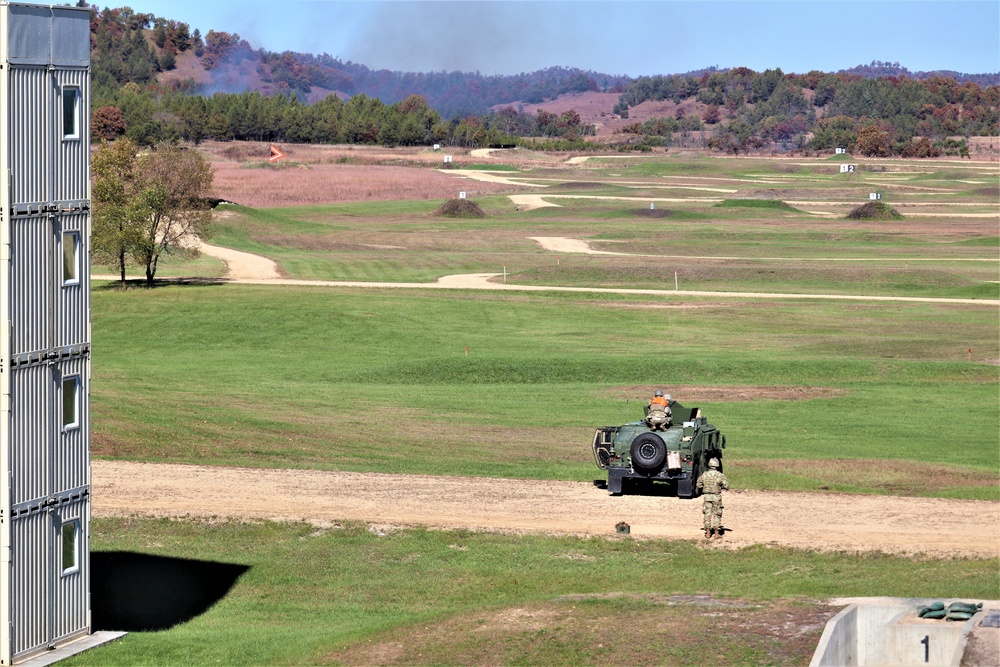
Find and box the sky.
[120,0,999,77]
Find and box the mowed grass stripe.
[91,284,999,498]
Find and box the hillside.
[89,5,999,157]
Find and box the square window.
[63,231,79,284]
[62,376,79,429]
[63,88,79,139]
[62,520,79,574]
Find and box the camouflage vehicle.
[592,399,726,496]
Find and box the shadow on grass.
[92,277,229,291]
[91,551,249,631]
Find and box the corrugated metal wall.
[6,66,49,211]
[1,4,92,664]
[53,69,89,204]
[9,513,48,659]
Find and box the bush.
[846,201,903,220]
[434,199,486,218]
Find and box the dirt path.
[529,236,1000,262]
[90,461,999,558]
[187,236,282,280]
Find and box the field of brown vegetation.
[203,142,518,207]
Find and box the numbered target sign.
[835,147,846,154]
[840,164,856,173]
[870,192,882,200]
[459,191,467,199]
[433,144,441,150]
[443,155,452,163]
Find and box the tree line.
[613,68,998,155]
[87,4,998,154]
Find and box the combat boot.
[714,528,724,539]
[704,528,712,539]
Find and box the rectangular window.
[63,231,79,284]
[62,376,79,429]
[62,520,80,575]
[62,87,79,139]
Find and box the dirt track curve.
[92,461,999,558]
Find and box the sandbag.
[921,609,947,619]
[919,602,946,618]
[947,602,982,615]
[946,611,973,621]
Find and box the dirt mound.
[846,201,904,220]
[434,198,486,218]
[632,208,673,218]
[973,186,999,197]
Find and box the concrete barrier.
[810,599,997,667]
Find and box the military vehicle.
[592,399,726,496]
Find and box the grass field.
[67,518,997,667]
[91,282,998,498]
[84,148,998,664]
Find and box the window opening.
[63,231,79,284]
[62,87,80,139]
[62,520,80,574]
[62,376,79,429]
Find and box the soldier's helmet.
[664,394,672,402]
[708,458,720,469]
[654,390,664,397]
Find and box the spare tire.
[630,433,666,471]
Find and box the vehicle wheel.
[630,433,666,471]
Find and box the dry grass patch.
[323,596,834,666]
[604,385,849,403]
[210,161,513,208]
[743,459,999,494]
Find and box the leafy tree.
[856,123,891,156]
[91,105,126,141]
[133,144,214,285]
[92,140,214,286]
[92,139,151,284]
[702,104,721,124]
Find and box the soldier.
[644,390,672,431]
[696,458,729,539]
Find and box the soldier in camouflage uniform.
[696,458,729,539]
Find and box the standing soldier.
[696,458,729,539]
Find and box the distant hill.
[88,5,999,157]
[838,61,999,86]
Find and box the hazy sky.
[123,0,999,76]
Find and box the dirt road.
[529,236,1000,262]
[91,461,998,558]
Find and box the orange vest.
[649,396,668,409]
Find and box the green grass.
[67,518,999,666]
[91,284,999,498]
[714,199,798,210]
